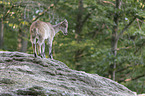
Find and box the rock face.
[0,51,137,96]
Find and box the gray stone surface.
[0,51,137,96]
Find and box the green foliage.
[1,0,145,94]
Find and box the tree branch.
[103,1,115,6]
[82,13,91,25]
[117,16,137,40]
[2,2,25,20]
[134,41,145,54]
[32,4,55,22]
[3,5,15,20]
[116,65,132,73]
[118,73,145,82]
[125,74,145,82]
[81,7,95,30]
[131,74,145,81]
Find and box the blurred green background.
[0,0,145,93]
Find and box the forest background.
[0,0,145,94]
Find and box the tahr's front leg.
[49,41,53,59]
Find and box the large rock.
[0,51,137,96]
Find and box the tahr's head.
[60,19,68,35]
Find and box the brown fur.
[30,19,68,59]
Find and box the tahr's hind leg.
[38,43,42,58]
[42,43,46,58]
[31,37,38,58]
[37,38,45,58]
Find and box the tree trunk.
[20,30,28,52]
[110,0,121,80]
[74,0,92,70]
[74,0,84,70]
[75,0,83,42]
[18,28,22,51]
[111,38,118,80]
[0,19,4,49]
[18,27,28,52]
[111,14,119,80]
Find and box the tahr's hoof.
[34,53,38,58]
[49,55,53,60]
[50,57,53,60]
[39,53,45,58]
